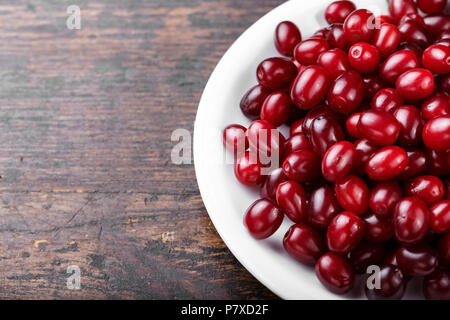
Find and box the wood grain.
[0,0,287,299]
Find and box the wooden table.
[0,0,286,299]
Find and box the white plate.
[194,0,423,300]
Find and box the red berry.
[283,133,311,156]
[234,151,263,186]
[327,70,366,114]
[247,120,285,157]
[223,124,248,154]
[289,118,304,136]
[423,268,450,300]
[379,50,420,84]
[345,112,361,139]
[369,181,402,217]
[327,211,365,253]
[282,150,321,183]
[439,233,450,266]
[365,146,408,181]
[240,85,271,119]
[294,39,329,66]
[317,48,350,79]
[363,212,394,242]
[389,0,418,23]
[396,148,427,181]
[343,9,376,44]
[422,115,450,151]
[396,245,439,276]
[396,68,435,100]
[315,252,355,294]
[283,224,326,265]
[260,91,293,126]
[326,23,348,50]
[393,105,423,147]
[276,180,308,223]
[348,241,385,274]
[321,141,356,182]
[422,44,450,74]
[309,116,345,156]
[417,0,447,14]
[358,110,401,146]
[244,199,284,239]
[290,65,331,109]
[371,88,404,114]
[257,57,298,90]
[403,175,444,205]
[421,93,450,121]
[325,1,356,24]
[275,21,302,57]
[260,167,286,201]
[335,175,370,214]
[348,42,380,73]
[352,139,378,176]
[393,197,429,245]
[398,20,432,49]
[429,200,450,233]
[308,185,342,228]
[365,265,406,300]
[373,23,401,57]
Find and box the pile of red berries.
[222,0,450,299]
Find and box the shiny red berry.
[223,124,248,154]
[327,211,365,253]
[422,115,450,151]
[373,23,401,57]
[315,252,355,294]
[396,68,435,100]
[275,21,302,57]
[276,180,308,223]
[393,197,429,245]
[348,42,380,73]
[290,65,331,109]
[321,141,356,182]
[244,199,284,239]
[369,181,402,217]
[283,224,326,265]
[358,110,401,146]
[335,175,370,214]
[429,200,450,233]
[257,57,298,90]
[343,9,376,44]
[234,151,263,186]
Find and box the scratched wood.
[0,0,288,299]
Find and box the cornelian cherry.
[365,146,408,181]
[234,151,263,186]
[276,180,308,223]
[244,199,284,239]
[315,252,355,294]
[275,21,302,57]
[393,197,429,246]
[327,211,365,253]
[343,9,376,44]
[334,175,370,214]
[283,224,325,265]
[321,141,356,182]
[348,42,380,73]
[257,57,298,90]
[325,1,356,24]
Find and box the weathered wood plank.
[0,0,286,299]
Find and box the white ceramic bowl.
[194,0,423,299]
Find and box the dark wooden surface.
[0,0,287,299]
